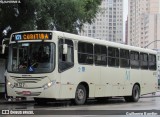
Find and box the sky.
[123,0,128,42]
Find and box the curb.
[0,97,34,104]
[140,92,160,98]
[140,95,160,98]
[0,99,34,104]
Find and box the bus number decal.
[78,67,85,72]
[14,82,25,88]
[125,70,130,80]
[153,72,157,76]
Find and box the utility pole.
[144,40,160,48]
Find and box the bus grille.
[10,76,47,83]
[15,91,41,96]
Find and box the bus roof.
[11,30,157,54]
[54,31,157,54]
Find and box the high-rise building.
[128,0,160,49]
[80,0,123,43]
[125,17,128,44]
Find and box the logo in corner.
[2,110,9,115]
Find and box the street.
[0,93,160,117]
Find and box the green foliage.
[0,0,102,37]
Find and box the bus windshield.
[7,42,55,74]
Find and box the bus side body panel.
[101,67,125,96]
[101,68,141,97]
[141,70,157,94]
[59,67,77,99]
[126,69,141,94]
[59,65,101,99]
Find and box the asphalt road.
[0,96,160,117]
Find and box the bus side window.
[108,47,119,67]
[94,44,107,66]
[120,49,130,68]
[149,54,156,70]
[78,42,93,65]
[130,51,140,69]
[58,39,74,72]
[140,53,148,70]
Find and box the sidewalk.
[141,91,160,98]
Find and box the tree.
[0,0,102,39]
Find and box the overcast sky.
[123,0,128,42]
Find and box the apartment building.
[81,0,123,43]
[128,0,160,49]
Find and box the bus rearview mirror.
[63,44,68,54]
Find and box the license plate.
[22,91,31,95]
[14,82,25,88]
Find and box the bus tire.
[124,84,140,102]
[74,84,87,105]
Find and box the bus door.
[58,39,76,99]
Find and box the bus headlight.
[43,80,56,90]
[7,81,14,88]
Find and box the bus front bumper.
[6,84,60,99]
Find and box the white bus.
[5,31,158,105]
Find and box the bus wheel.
[124,84,140,102]
[74,85,87,105]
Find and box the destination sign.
[12,32,52,41]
